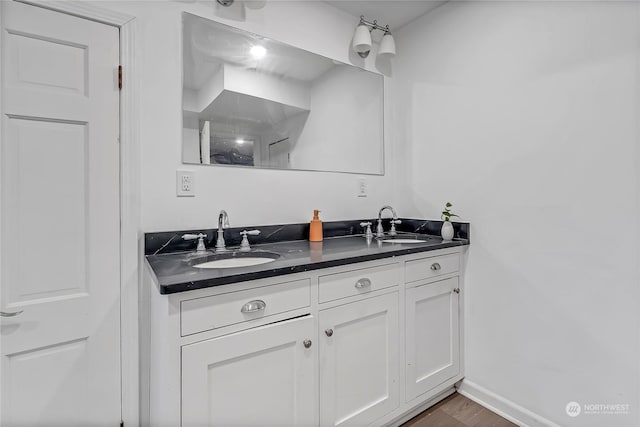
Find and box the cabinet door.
[319,292,399,427]
[405,277,460,402]
[181,316,316,426]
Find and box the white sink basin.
[191,251,280,269]
[380,239,427,244]
[194,257,276,269]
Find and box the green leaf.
[446,202,452,207]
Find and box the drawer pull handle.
[325,328,334,337]
[430,263,441,271]
[303,339,312,348]
[453,288,460,294]
[240,300,266,313]
[355,278,372,289]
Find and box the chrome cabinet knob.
[325,329,334,337]
[430,263,441,271]
[303,339,312,348]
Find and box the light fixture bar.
[358,15,391,35]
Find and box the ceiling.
[326,0,447,31]
[183,13,336,90]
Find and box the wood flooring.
[401,392,518,427]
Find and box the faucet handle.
[360,222,373,238]
[182,233,207,253]
[389,219,402,236]
[239,229,261,252]
[182,233,205,240]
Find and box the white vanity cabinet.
[181,315,317,426]
[319,292,399,426]
[143,247,466,427]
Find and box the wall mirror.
[182,13,385,175]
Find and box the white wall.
[394,1,640,426]
[97,0,395,231]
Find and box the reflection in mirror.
[182,13,384,175]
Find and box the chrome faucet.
[216,210,230,252]
[376,205,401,237]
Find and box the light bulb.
[249,45,267,59]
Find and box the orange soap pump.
[309,210,323,242]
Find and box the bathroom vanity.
[142,220,469,426]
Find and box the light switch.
[357,177,367,197]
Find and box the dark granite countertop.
[146,231,469,294]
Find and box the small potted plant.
[441,202,458,241]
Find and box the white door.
[182,316,317,426]
[405,277,460,402]
[268,138,291,168]
[319,292,399,427]
[0,2,121,425]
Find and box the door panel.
[5,118,88,304]
[6,338,89,425]
[182,316,317,427]
[6,31,88,96]
[1,2,120,425]
[319,292,399,426]
[405,277,460,401]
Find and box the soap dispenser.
[309,210,323,242]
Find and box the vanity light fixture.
[352,15,396,59]
[235,138,245,145]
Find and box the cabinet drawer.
[180,279,310,336]
[319,262,399,303]
[405,253,459,283]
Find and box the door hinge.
[118,65,123,90]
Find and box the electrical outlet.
[177,170,195,197]
[357,177,367,197]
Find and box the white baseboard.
[457,380,561,427]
